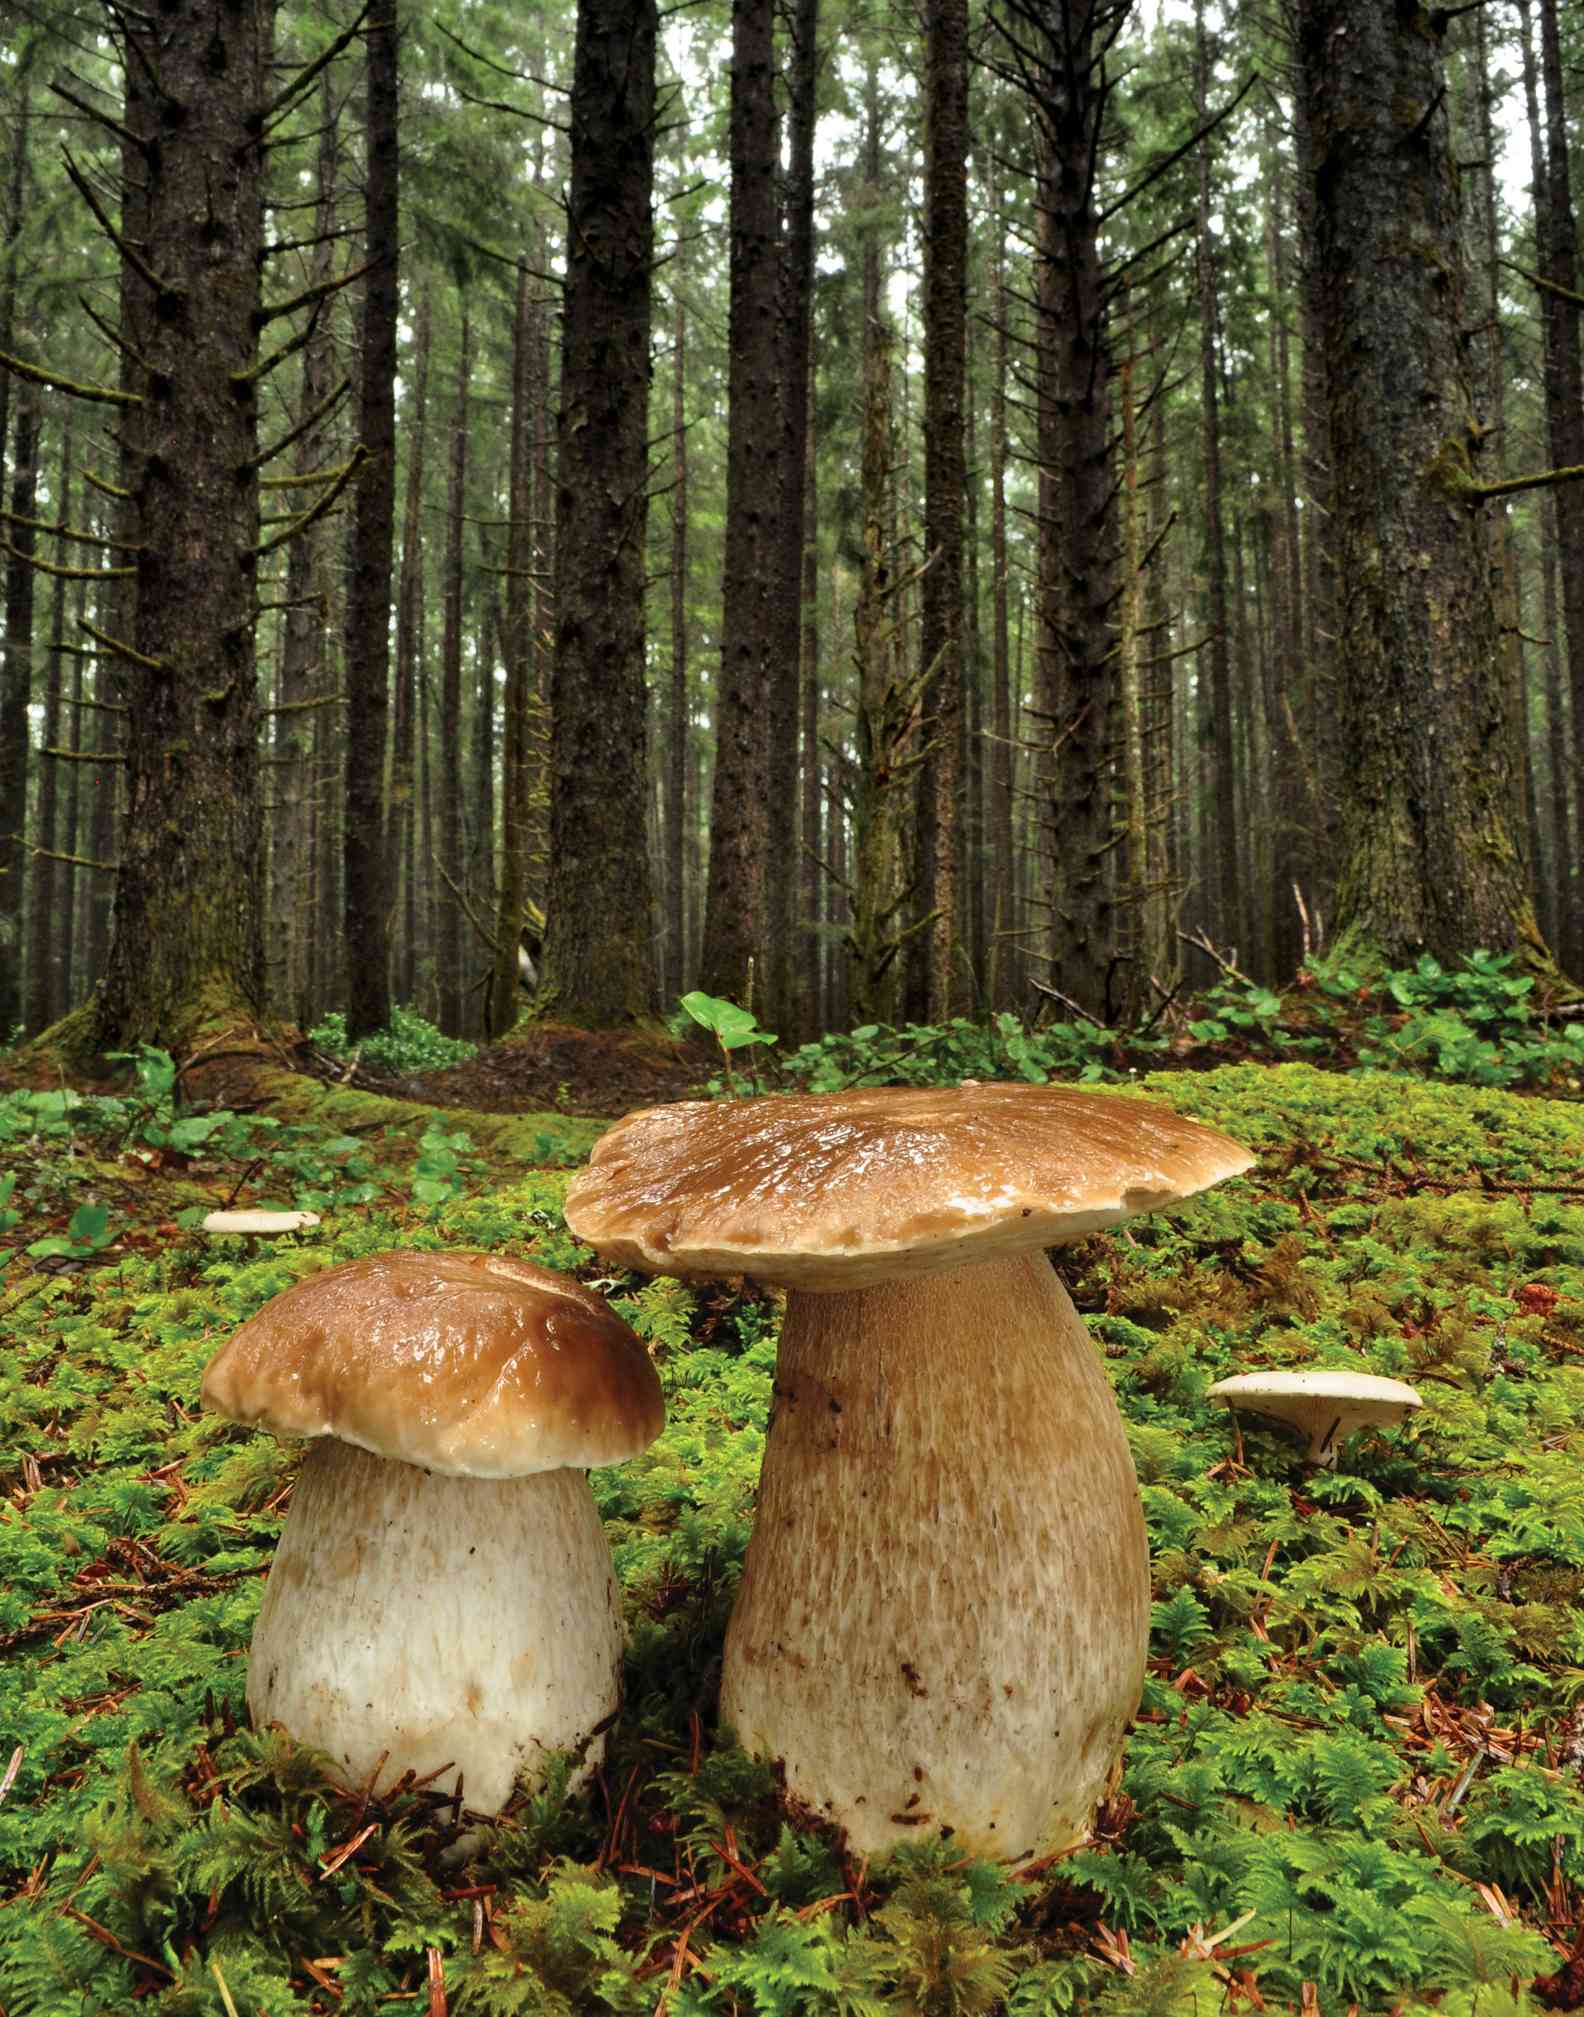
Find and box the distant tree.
[919,0,969,1018]
[343,5,399,1041]
[699,0,780,1009]
[542,0,659,1024]
[1297,0,1547,965]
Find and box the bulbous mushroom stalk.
[201,1250,664,1817]
[722,1252,1147,1857]
[565,1081,1254,1859]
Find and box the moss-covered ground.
[4,1062,1584,2014]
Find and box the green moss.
[3,1061,1582,2010]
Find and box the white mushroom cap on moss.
[201,1249,664,1819]
[202,1209,322,1237]
[1207,1368,1422,1467]
[565,1082,1254,1859]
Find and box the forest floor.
[355,1018,712,1116]
[6,1017,1584,2013]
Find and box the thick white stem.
[720,1252,1149,1859]
[248,1442,622,1815]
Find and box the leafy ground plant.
[3,1063,1584,2011]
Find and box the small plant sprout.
[201,1250,664,1822]
[678,991,777,1096]
[1206,1368,1423,1467]
[565,1080,1253,1859]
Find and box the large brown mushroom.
[201,1250,663,1817]
[563,1081,1253,1859]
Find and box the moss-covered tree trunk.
[1298,0,1544,966]
[543,0,658,1025]
[92,0,269,1054]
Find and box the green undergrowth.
[4,1063,1584,2011]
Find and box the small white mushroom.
[202,1209,322,1237]
[1207,1368,1422,1467]
[200,1250,664,1817]
[565,1081,1254,1860]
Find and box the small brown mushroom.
[201,1250,663,1816]
[564,1081,1253,1858]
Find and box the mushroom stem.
[248,1441,622,1814]
[719,1251,1149,1859]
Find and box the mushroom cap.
[564,1082,1254,1291]
[203,1209,322,1236]
[1207,1368,1422,1435]
[200,1249,664,1478]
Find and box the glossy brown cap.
[564,1082,1255,1291]
[200,1250,664,1477]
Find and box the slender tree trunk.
[26,408,70,1030]
[1017,0,1127,1020]
[343,3,398,1040]
[489,267,535,1038]
[393,289,430,1008]
[92,0,269,1053]
[0,372,38,1034]
[798,398,822,1036]
[919,0,969,1019]
[544,0,658,1023]
[272,97,338,1028]
[1532,0,1584,968]
[1194,0,1239,957]
[986,150,1014,1012]
[439,306,470,1035]
[699,0,779,1008]
[667,287,690,1003]
[1298,0,1544,964]
[768,0,819,1033]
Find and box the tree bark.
[667,286,690,1002]
[1298,0,1545,965]
[439,306,471,1035]
[0,370,38,1035]
[919,0,969,1019]
[488,266,537,1038]
[343,3,398,1040]
[26,407,70,1030]
[92,0,270,1052]
[769,0,820,1034]
[393,288,431,1008]
[544,0,658,1024]
[699,0,779,1008]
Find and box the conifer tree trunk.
[986,150,1015,1011]
[700,0,779,1007]
[1298,0,1544,964]
[544,0,658,1024]
[439,308,470,1036]
[488,266,536,1038]
[92,0,270,1053]
[26,410,70,1031]
[393,289,431,1008]
[1017,0,1126,1019]
[668,288,690,1002]
[1193,0,1239,955]
[919,0,969,1019]
[0,371,38,1035]
[272,99,338,1029]
[769,0,819,1033]
[343,5,398,1039]
[1532,0,1584,967]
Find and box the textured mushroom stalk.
[720,1252,1149,1860]
[249,1440,622,1812]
